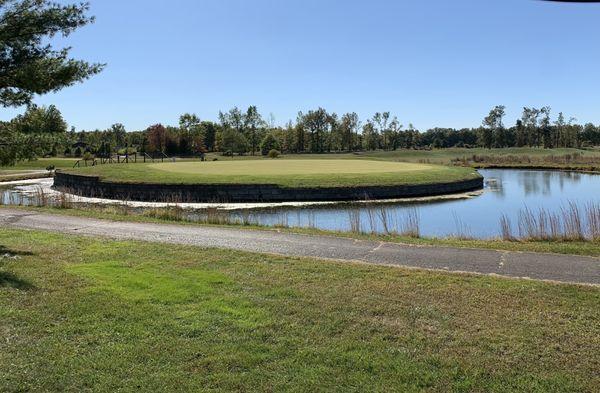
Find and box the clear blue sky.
[3,0,600,131]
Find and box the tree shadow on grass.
[0,271,35,290]
[0,244,34,258]
[0,245,36,290]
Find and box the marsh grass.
[586,202,600,240]
[452,212,473,240]
[400,208,420,238]
[452,152,600,169]
[348,209,361,233]
[501,202,598,241]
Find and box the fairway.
[67,159,481,188]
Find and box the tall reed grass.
[500,202,599,241]
[451,152,600,168]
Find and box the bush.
[260,133,280,156]
[118,147,137,155]
[267,149,280,159]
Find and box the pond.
[3,169,600,239]
[232,169,600,239]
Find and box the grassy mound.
[66,159,480,188]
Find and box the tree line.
[2,1,600,165]
[3,104,600,163]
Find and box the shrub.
[267,149,280,159]
[260,133,280,156]
[118,147,137,155]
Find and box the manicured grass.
[0,229,598,391]
[0,157,77,182]
[65,159,481,188]
[0,172,51,182]
[1,158,78,171]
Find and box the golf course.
[55,159,483,203]
[64,159,480,188]
[4,0,600,390]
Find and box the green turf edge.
[58,160,482,189]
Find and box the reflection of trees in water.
[518,170,583,196]
[553,171,581,194]
[519,172,541,196]
[542,172,552,196]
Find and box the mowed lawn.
[66,159,481,188]
[3,157,78,171]
[0,229,599,392]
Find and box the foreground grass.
[64,159,480,188]
[9,205,600,257]
[0,229,598,392]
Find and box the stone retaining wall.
[54,171,483,203]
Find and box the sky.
[3,0,600,131]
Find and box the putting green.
[150,160,431,176]
[67,159,481,188]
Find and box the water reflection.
[242,169,599,239]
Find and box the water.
[214,169,600,238]
[3,169,600,239]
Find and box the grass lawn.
[64,159,480,188]
[1,158,78,171]
[0,158,78,182]
[0,230,599,391]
